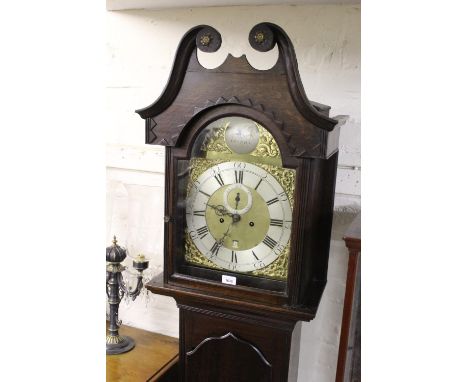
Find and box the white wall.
[106,4,360,381]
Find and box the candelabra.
[106,236,149,355]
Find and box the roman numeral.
[263,235,277,249]
[252,251,259,261]
[235,170,244,184]
[196,226,209,239]
[199,190,211,198]
[210,242,221,256]
[193,210,205,217]
[266,197,279,206]
[270,219,283,227]
[278,192,288,201]
[214,173,224,186]
[231,251,237,263]
[254,179,262,190]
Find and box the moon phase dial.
[223,183,252,215]
[224,119,259,154]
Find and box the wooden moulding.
[146,273,316,323]
[136,23,341,160]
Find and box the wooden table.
[106,323,179,382]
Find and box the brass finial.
[254,31,265,44]
[112,235,118,246]
[200,34,211,46]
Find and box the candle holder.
[106,236,149,355]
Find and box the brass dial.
[185,116,295,279]
[186,161,292,273]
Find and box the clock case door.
[136,23,344,319]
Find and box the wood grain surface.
[336,213,361,382]
[106,323,178,382]
[136,24,340,159]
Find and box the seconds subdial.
[223,183,252,215]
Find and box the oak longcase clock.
[137,23,345,382]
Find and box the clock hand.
[206,204,234,217]
[235,192,240,210]
[217,221,233,245]
[206,203,240,223]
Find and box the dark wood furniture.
[106,323,179,382]
[137,23,345,381]
[336,213,361,382]
[148,273,303,382]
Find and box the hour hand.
[206,204,233,217]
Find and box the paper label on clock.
[222,275,237,285]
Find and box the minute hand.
[217,221,233,245]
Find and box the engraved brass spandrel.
[200,121,232,155]
[185,231,221,270]
[189,158,224,182]
[186,158,224,195]
[251,244,290,280]
[257,163,295,207]
[250,125,281,160]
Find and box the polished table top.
[106,323,178,382]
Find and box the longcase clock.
[136,23,345,382]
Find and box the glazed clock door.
[174,116,296,292]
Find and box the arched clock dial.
[183,115,296,281]
[186,161,292,273]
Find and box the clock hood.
[136,23,345,160]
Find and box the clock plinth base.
[177,301,301,382]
